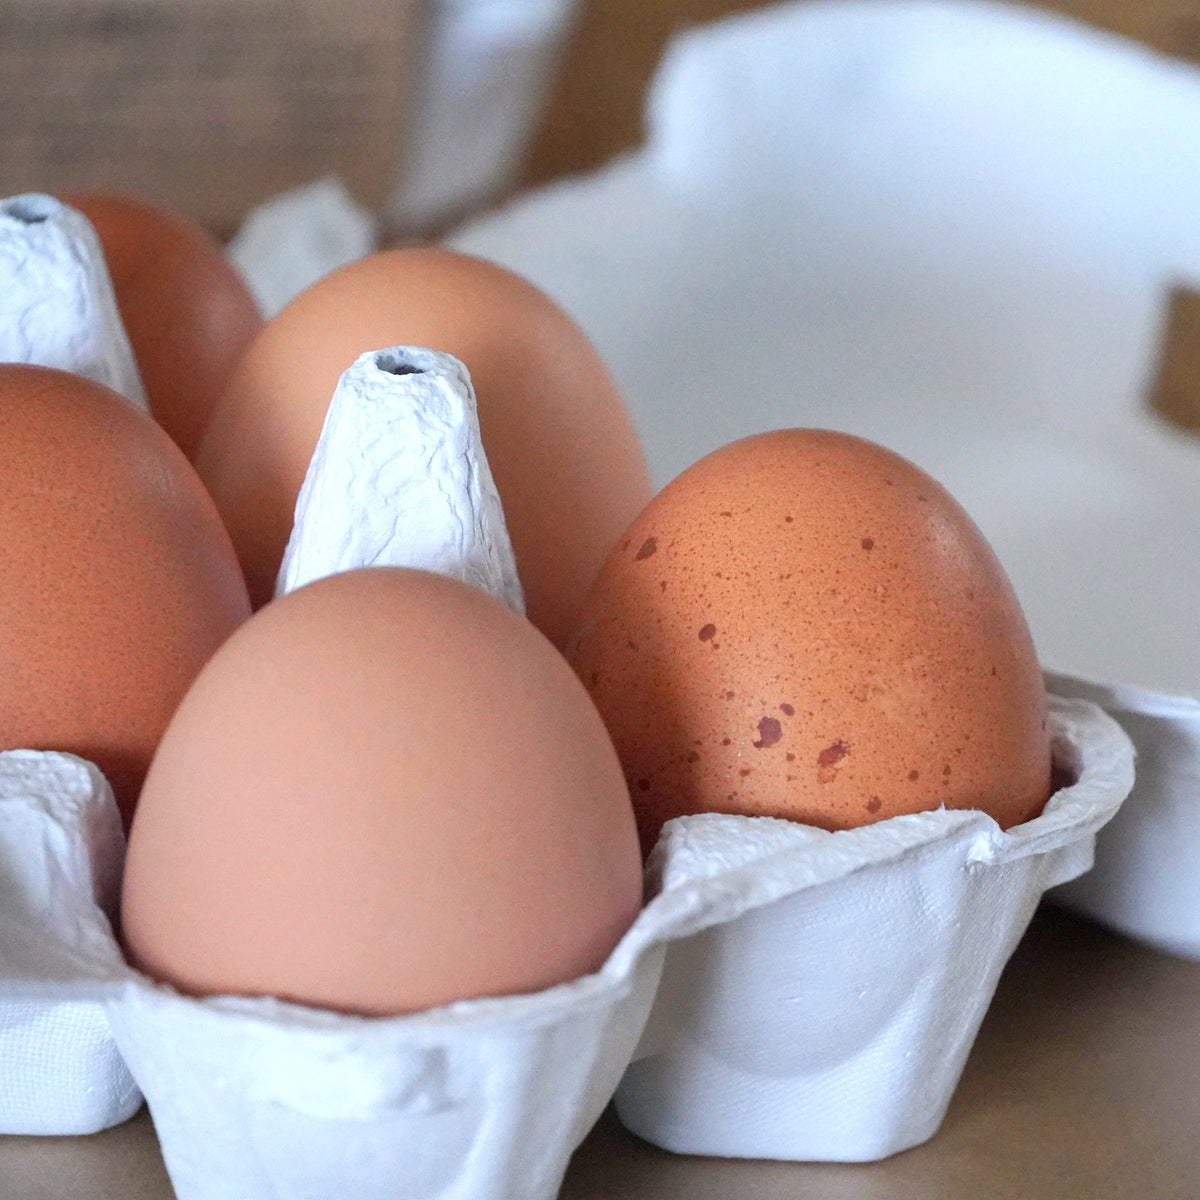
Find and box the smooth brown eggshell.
[65,191,264,460]
[121,566,644,1018]
[0,364,251,827]
[568,429,1053,855]
[194,247,652,649]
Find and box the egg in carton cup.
[616,695,1130,1162]
[0,198,1135,1187]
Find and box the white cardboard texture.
[277,346,524,613]
[0,192,146,409]
[103,940,664,1200]
[226,177,377,319]
[1046,671,1200,957]
[0,750,140,1134]
[445,0,1200,959]
[615,695,1133,1162]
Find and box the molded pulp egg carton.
[0,191,1135,1198]
[448,0,1200,970]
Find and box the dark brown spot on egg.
[721,737,732,746]
[867,796,882,813]
[861,537,875,551]
[699,623,716,641]
[725,691,735,701]
[634,537,657,561]
[908,769,920,782]
[686,750,701,763]
[785,752,795,762]
[780,702,795,716]
[817,740,849,768]
[753,717,782,748]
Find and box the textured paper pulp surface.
[5,906,1200,1198]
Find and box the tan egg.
[0,364,251,828]
[568,429,1053,855]
[120,566,644,1017]
[194,247,652,648]
[65,191,264,460]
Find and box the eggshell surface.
[0,364,251,827]
[65,192,264,460]
[194,247,652,649]
[568,429,1053,853]
[121,566,644,1017]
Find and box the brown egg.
[65,191,264,461]
[0,364,251,827]
[194,247,652,648]
[568,429,1053,854]
[121,566,644,1017]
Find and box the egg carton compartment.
[1044,671,1200,959]
[0,181,1134,1188]
[615,691,1132,1162]
[0,688,1130,1189]
[0,750,139,1134]
[442,0,1200,971]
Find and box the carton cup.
[102,930,665,1200]
[0,749,141,1134]
[614,692,1134,1162]
[1047,671,1200,959]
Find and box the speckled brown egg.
[121,566,644,1017]
[0,364,251,827]
[65,191,264,461]
[194,247,651,650]
[568,429,1053,854]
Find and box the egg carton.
[0,338,1134,1200]
[0,696,1131,1185]
[444,0,1200,976]
[1043,672,1200,959]
[0,193,145,409]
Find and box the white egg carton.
[0,193,146,409]
[0,188,1136,1190]
[0,693,1131,1187]
[0,334,1134,1200]
[1044,672,1200,958]
[440,0,1200,977]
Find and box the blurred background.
[4,0,1200,240]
